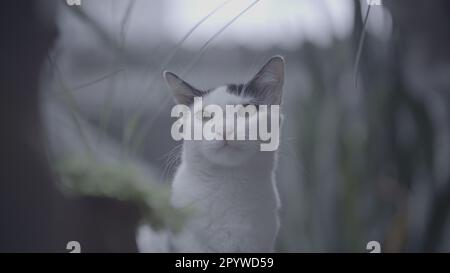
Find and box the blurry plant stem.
[47,55,93,157]
[51,68,124,96]
[383,197,408,252]
[353,2,372,88]
[139,0,233,95]
[122,0,236,156]
[182,0,261,77]
[126,0,261,157]
[99,1,135,152]
[423,181,450,252]
[64,4,130,61]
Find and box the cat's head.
[164,56,285,167]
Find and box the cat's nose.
[224,128,234,140]
[223,118,235,140]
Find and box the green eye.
[203,113,211,120]
[237,104,256,117]
[198,110,213,121]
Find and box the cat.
[137,56,285,253]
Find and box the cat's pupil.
[202,110,213,120]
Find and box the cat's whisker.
[161,143,183,182]
[163,150,180,172]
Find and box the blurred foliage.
[290,0,450,252]
[55,157,190,233]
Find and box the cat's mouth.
[217,140,241,152]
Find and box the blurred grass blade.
[124,0,234,154]
[183,0,261,77]
[51,68,124,96]
[47,55,93,156]
[353,3,372,88]
[129,0,261,156]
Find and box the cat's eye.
[203,111,214,121]
[237,104,257,117]
[195,109,214,121]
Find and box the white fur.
[138,87,280,252]
[138,56,284,253]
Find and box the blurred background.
[1,0,450,252]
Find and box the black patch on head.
[226,84,245,96]
[226,83,262,106]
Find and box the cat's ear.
[247,56,285,105]
[163,71,203,105]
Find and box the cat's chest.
[172,169,275,210]
[171,166,279,252]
